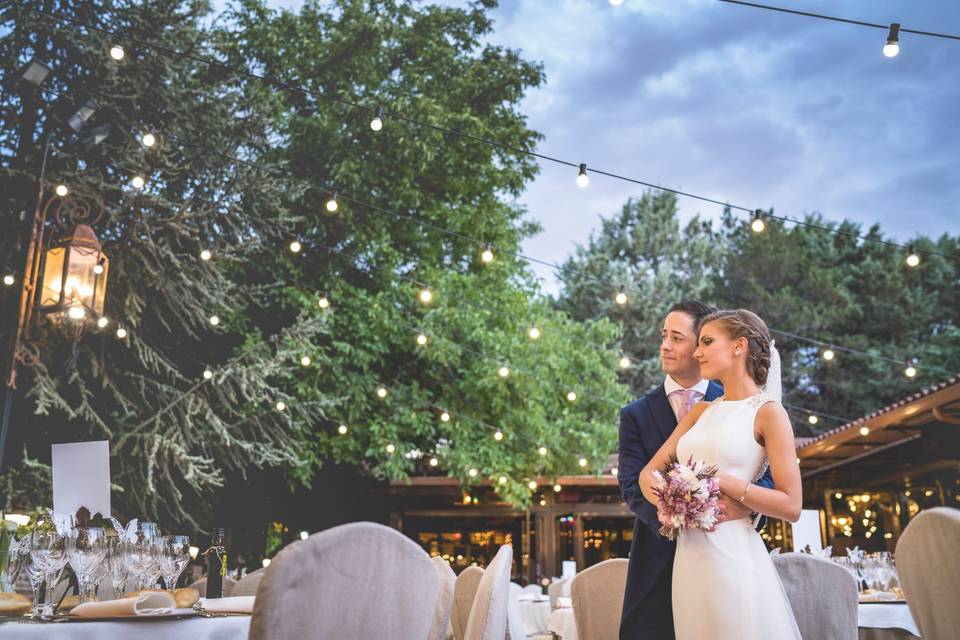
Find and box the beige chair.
[451,566,484,640]
[429,556,456,640]
[547,576,570,610]
[896,507,960,640]
[189,575,237,597]
[772,552,858,640]
[464,544,513,640]
[569,558,628,640]
[232,567,265,596]
[249,522,438,640]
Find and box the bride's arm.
[638,402,710,505]
[717,402,802,523]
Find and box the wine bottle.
[205,528,226,598]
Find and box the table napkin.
[199,595,255,614]
[72,591,176,618]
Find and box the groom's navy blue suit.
[617,381,774,639]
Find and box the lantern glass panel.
[39,246,66,308]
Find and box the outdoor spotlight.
[66,98,100,134]
[576,163,589,188]
[883,23,900,58]
[17,57,52,90]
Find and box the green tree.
[555,191,725,396]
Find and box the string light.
[538,446,547,456]
[376,386,388,398]
[386,443,395,453]
[338,424,348,434]
[497,365,510,378]
[905,246,920,267]
[527,480,537,490]
[418,288,433,304]
[481,246,494,263]
[884,23,901,57]
[429,457,438,466]
[325,192,339,213]
[67,306,85,320]
[93,262,105,275]
[55,184,69,197]
[440,411,450,422]
[498,476,508,485]
[275,401,286,411]
[528,325,541,340]
[614,286,627,305]
[200,249,212,261]
[611,467,618,476]
[553,484,562,492]
[116,326,127,339]
[416,333,428,346]
[209,315,220,326]
[96,316,108,328]
[904,364,917,378]
[566,391,577,402]
[289,240,302,253]
[576,163,589,188]
[808,415,819,425]
[370,107,383,131]
[131,175,145,189]
[300,355,311,366]
[751,210,766,233]
[578,457,588,467]
[318,293,330,309]
[203,368,213,380]
[494,430,504,441]
[109,44,125,60]
[468,468,478,478]
[859,426,870,436]
[822,348,835,361]
[2,274,14,286]
[619,355,631,369]
[140,132,156,147]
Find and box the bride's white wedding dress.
[672,392,801,639]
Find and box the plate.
[61,608,200,622]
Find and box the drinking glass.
[68,527,108,604]
[159,535,190,592]
[128,522,161,589]
[30,528,68,617]
[105,537,131,598]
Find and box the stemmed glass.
[30,526,68,617]
[67,527,108,604]
[105,537,131,598]
[159,535,190,592]
[126,522,161,589]
[7,537,42,616]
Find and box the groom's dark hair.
[668,300,717,334]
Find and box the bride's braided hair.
[698,309,771,386]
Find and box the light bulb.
[883,23,900,58]
[808,415,818,425]
[822,348,835,361]
[611,467,619,476]
[276,401,286,411]
[386,443,395,453]
[377,386,388,398]
[318,295,330,309]
[538,446,547,456]
[131,176,145,189]
[419,288,433,304]
[576,163,589,188]
[859,426,870,436]
[751,210,766,233]
[325,194,338,213]
[566,391,577,402]
[615,288,627,305]
[539,498,546,506]
[619,356,631,369]
[55,184,69,197]
[209,315,220,326]
[481,246,494,263]
[440,411,450,422]
[300,355,311,366]
[416,333,428,346]
[905,247,920,267]
[429,457,438,467]
[527,480,537,490]
[553,484,562,493]
[203,368,213,380]
[528,325,541,340]
[93,263,104,275]
[289,240,302,253]
[578,457,588,468]
[468,468,478,478]
[299,530,309,541]
[370,116,383,131]
[494,430,504,441]
[338,424,348,434]
[498,366,510,378]
[200,249,212,261]
[116,327,127,338]
[68,306,86,320]
[2,274,15,286]
[904,365,917,378]
[109,45,125,60]
[499,476,508,485]
[141,133,156,147]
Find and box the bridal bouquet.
[651,456,722,540]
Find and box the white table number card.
[791,509,824,553]
[52,440,111,517]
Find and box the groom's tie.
[674,388,699,421]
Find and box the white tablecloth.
[516,599,551,635]
[0,615,250,639]
[546,603,920,640]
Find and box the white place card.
[52,440,111,517]
[791,509,824,553]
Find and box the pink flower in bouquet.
[651,456,722,540]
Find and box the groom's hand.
[715,494,752,523]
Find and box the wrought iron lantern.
[38,224,109,323]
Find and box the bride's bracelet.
[737,480,752,503]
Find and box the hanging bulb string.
[26,6,959,262]
[717,1,960,41]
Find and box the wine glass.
[30,527,68,617]
[159,535,190,592]
[105,537,131,598]
[68,527,108,604]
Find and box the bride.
[639,309,802,639]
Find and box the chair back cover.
[429,556,456,640]
[463,544,513,640]
[772,552,858,640]
[248,522,438,640]
[505,581,528,639]
[547,577,570,610]
[232,567,265,597]
[570,558,628,640]
[896,507,960,640]
[451,566,484,640]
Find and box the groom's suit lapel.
[647,384,677,443]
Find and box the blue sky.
[257,0,960,291]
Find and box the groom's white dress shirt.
[664,375,711,421]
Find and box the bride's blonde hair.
[699,309,771,385]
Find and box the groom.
[617,300,774,639]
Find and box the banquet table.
[0,615,250,639]
[516,596,551,635]
[546,603,920,640]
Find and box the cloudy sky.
[260,0,960,290]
